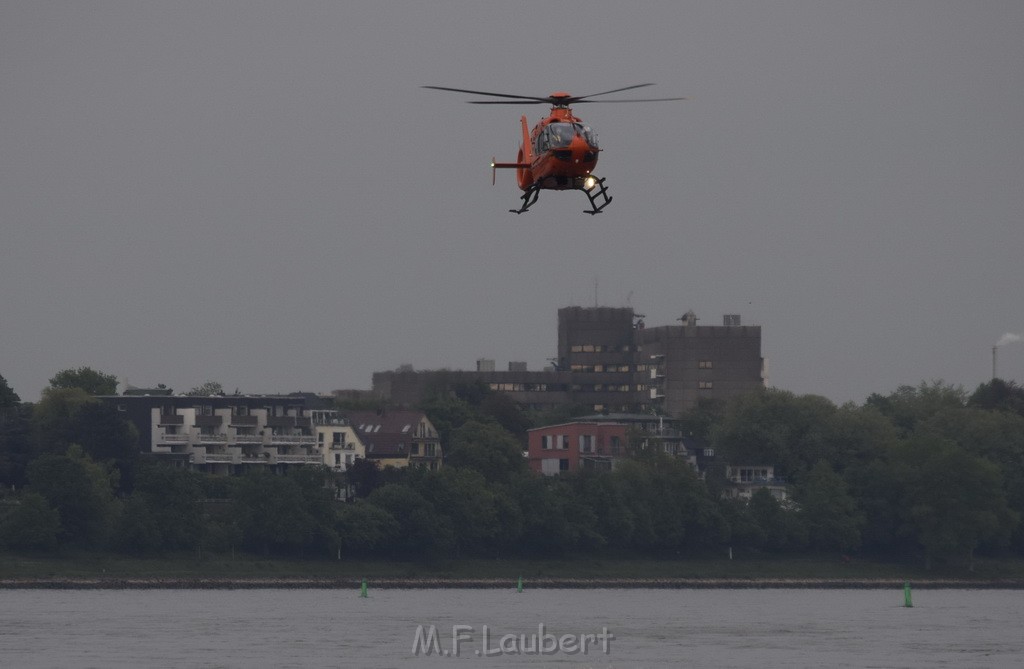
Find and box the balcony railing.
[269,435,316,445]
[275,454,323,464]
[157,431,316,447]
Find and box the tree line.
[2,369,1024,569]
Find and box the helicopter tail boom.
[491,159,530,185]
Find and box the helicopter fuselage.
[524,107,600,189]
[491,104,609,213]
[424,83,682,214]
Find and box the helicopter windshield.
[545,123,574,148]
[539,122,599,151]
[574,123,598,148]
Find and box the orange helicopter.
[423,84,685,214]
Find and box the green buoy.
[360,578,368,598]
[517,576,523,593]
[903,581,912,608]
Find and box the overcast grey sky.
[2,2,1022,404]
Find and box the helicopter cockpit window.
[574,124,598,148]
[545,123,575,148]
[538,123,599,153]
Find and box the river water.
[1,587,1022,668]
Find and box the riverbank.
[4,551,1024,589]
[4,576,1024,589]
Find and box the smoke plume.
[996,333,1022,347]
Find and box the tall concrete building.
[640,311,765,414]
[372,306,765,416]
[555,306,645,413]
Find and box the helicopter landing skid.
[582,176,611,215]
[509,185,541,214]
[509,177,613,215]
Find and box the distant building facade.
[527,413,700,476]
[103,394,368,475]
[372,306,765,416]
[723,465,789,503]
[343,409,443,470]
[527,421,627,475]
[641,311,764,413]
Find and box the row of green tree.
[3,369,1024,569]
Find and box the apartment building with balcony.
[105,394,366,474]
[527,413,696,476]
[723,465,789,503]
[527,421,627,475]
[310,409,367,472]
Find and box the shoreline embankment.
[4,577,1024,590]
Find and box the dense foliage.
[3,370,1024,570]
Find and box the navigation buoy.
[903,581,912,608]
[517,576,523,593]
[360,578,368,598]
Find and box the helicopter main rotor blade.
[424,84,685,106]
[570,83,656,101]
[465,100,547,105]
[575,97,688,103]
[422,86,549,103]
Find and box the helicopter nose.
[569,136,592,164]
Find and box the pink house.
[527,421,628,475]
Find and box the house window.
[559,435,570,450]
[333,432,343,446]
[611,436,621,455]
[699,381,714,389]
[334,453,341,465]
[541,435,552,450]
[699,360,713,369]
[559,459,570,471]
[579,434,595,453]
